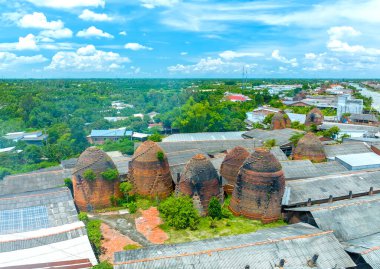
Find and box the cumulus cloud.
[18,12,63,30]
[327,26,380,55]
[124,43,152,51]
[79,9,113,21]
[219,50,263,60]
[167,57,256,74]
[0,52,47,69]
[39,28,73,39]
[46,45,130,71]
[119,31,127,36]
[25,0,105,8]
[140,0,180,9]
[77,26,114,39]
[16,34,38,50]
[180,52,188,55]
[271,50,298,67]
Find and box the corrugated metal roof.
[113,223,355,269]
[162,132,245,142]
[313,161,348,175]
[0,187,78,235]
[282,169,380,206]
[242,129,304,147]
[320,122,379,132]
[280,160,320,180]
[0,169,71,196]
[323,142,371,159]
[350,113,378,122]
[345,233,380,269]
[90,128,132,137]
[106,151,131,175]
[286,193,380,241]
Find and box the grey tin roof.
[113,223,355,269]
[323,142,371,159]
[319,122,379,132]
[0,187,78,235]
[313,161,348,175]
[162,132,245,142]
[281,160,320,180]
[0,169,70,196]
[106,151,131,175]
[345,233,380,269]
[282,169,380,206]
[286,193,380,242]
[154,139,258,155]
[350,113,378,122]
[242,129,304,147]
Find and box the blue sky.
[1,0,380,78]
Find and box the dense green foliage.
[100,138,134,155]
[86,219,103,256]
[208,197,223,220]
[158,195,200,230]
[157,151,164,161]
[101,168,119,181]
[289,132,305,147]
[83,169,96,181]
[148,133,163,142]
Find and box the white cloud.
[18,12,63,30]
[25,0,105,8]
[79,9,113,21]
[119,31,127,36]
[39,28,73,39]
[124,43,152,51]
[168,57,256,74]
[0,52,47,69]
[305,53,317,60]
[326,26,380,55]
[219,50,263,60]
[140,0,180,9]
[77,26,114,39]
[46,45,130,71]
[180,52,188,55]
[271,50,298,67]
[16,34,38,50]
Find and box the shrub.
[101,168,119,181]
[120,182,134,202]
[78,212,89,224]
[128,201,137,213]
[158,195,200,230]
[148,133,162,142]
[83,169,96,181]
[208,197,223,220]
[64,178,73,194]
[86,219,102,256]
[157,151,164,161]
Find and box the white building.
[337,95,363,120]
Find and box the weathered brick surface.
[130,141,173,199]
[178,154,222,216]
[305,107,324,126]
[271,111,291,130]
[229,148,285,223]
[72,147,122,211]
[220,146,250,194]
[293,132,326,163]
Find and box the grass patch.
[160,195,286,244]
[161,216,286,244]
[123,244,142,251]
[135,196,159,210]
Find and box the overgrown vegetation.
[161,196,286,244]
[101,168,119,181]
[158,195,200,230]
[83,169,97,181]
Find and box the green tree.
[83,169,96,181]
[208,197,222,220]
[148,133,163,142]
[158,195,200,230]
[263,113,274,125]
[23,145,42,164]
[323,126,340,139]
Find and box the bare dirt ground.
[99,222,141,263]
[135,207,168,244]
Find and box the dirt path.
[99,223,141,263]
[135,207,168,244]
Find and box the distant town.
[1,79,380,269]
